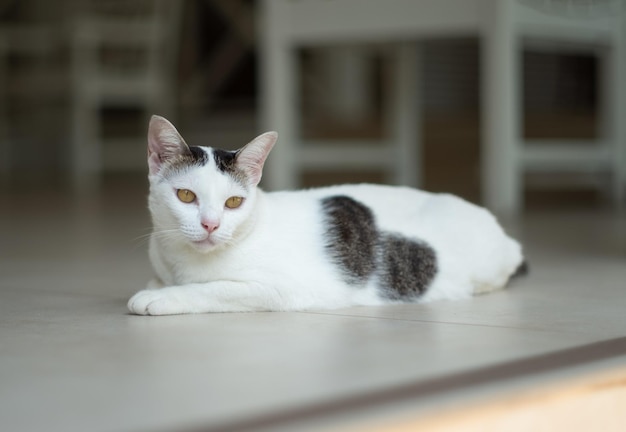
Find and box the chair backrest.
[72,0,183,84]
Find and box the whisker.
[131,226,181,249]
[131,223,246,253]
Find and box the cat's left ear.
[147,115,191,176]
[236,131,277,186]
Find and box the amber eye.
[176,189,196,203]
[225,196,243,209]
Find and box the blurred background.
[0,0,624,213]
[0,3,625,431]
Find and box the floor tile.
[1,187,625,431]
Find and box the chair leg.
[602,18,626,211]
[389,42,421,188]
[0,42,9,188]
[258,0,298,191]
[72,100,101,194]
[481,0,522,215]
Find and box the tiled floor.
[1,181,625,432]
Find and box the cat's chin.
[189,237,221,253]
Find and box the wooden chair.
[258,0,625,214]
[71,0,183,191]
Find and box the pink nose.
[201,220,220,233]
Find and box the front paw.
[127,288,188,316]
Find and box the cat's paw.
[127,288,190,316]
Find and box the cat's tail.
[507,259,529,284]
[473,258,528,295]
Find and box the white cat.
[128,115,525,315]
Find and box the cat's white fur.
[128,116,524,315]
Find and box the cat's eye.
[225,196,243,209]
[176,189,196,203]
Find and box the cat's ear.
[147,115,191,175]
[236,131,277,186]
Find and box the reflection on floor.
[0,178,625,432]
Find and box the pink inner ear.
[148,151,162,176]
[237,132,277,186]
[146,115,190,175]
[239,152,264,184]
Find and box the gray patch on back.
[320,195,438,299]
[321,196,379,285]
[379,234,437,300]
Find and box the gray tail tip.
[511,260,530,279]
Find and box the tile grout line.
[297,310,562,333]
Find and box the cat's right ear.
[147,115,190,176]
[236,131,278,186]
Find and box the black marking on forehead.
[160,146,209,178]
[379,235,437,301]
[321,195,379,285]
[212,148,249,186]
[213,149,238,173]
[189,146,209,165]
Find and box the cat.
[127,115,525,315]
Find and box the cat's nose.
[201,221,220,233]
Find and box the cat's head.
[146,115,277,253]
